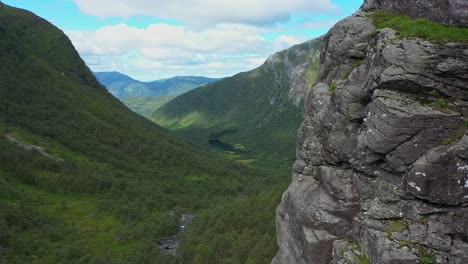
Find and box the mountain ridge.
[152,37,322,157]
[94,71,221,99]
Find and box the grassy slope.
[371,11,468,42]
[0,4,287,263]
[152,40,321,159]
[148,76,222,96]
[121,96,175,118]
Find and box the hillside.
[121,96,175,118]
[0,3,286,263]
[94,71,220,98]
[152,38,322,158]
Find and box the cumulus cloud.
[65,0,342,79]
[66,23,300,80]
[71,0,340,26]
[272,35,304,50]
[67,23,268,58]
[85,53,268,81]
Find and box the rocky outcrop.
[273,1,468,263]
[263,38,322,106]
[362,0,468,26]
[4,133,63,161]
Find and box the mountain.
[152,38,322,158]
[94,71,220,98]
[121,96,175,118]
[148,76,222,96]
[273,1,468,263]
[0,3,284,263]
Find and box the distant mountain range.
[94,71,221,99]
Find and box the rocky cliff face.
[273,1,468,263]
[262,38,322,107]
[362,0,468,26]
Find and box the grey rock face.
[273,2,468,264]
[362,0,468,26]
[263,38,322,107]
[405,136,468,205]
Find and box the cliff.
[273,1,468,263]
[262,38,322,107]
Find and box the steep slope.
[0,3,283,263]
[273,1,468,263]
[149,76,222,96]
[94,71,220,98]
[121,95,175,118]
[0,5,196,171]
[153,38,322,157]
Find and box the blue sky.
[4,0,364,81]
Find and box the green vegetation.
[371,11,468,43]
[0,3,289,263]
[441,126,467,145]
[427,98,454,114]
[352,58,364,68]
[420,254,437,264]
[343,59,364,80]
[386,219,408,241]
[348,242,370,264]
[422,216,430,224]
[328,83,337,95]
[152,40,321,159]
[175,186,286,263]
[429,90,439,97]
[354,255,370,264]
[418,246,437,264]
[399,240,413,248]
[387,220,408,233]
[121,96,174,118]
[434,99,448,109]
[303,57,320,89]
[344,69,353,80]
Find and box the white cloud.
[272,35,304,50]
[67,23,268,58]
[67,23,300,80]
[85,54,268,81]
[60,0,356,80]
[71,0,340,26]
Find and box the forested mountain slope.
[153,38,322,158]
[0,3,284,263]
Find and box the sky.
[4,0,364,81]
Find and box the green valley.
[152,38,322,161]
[121,96,175,118]
[3,0,465,263]
[0,3,292,263]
